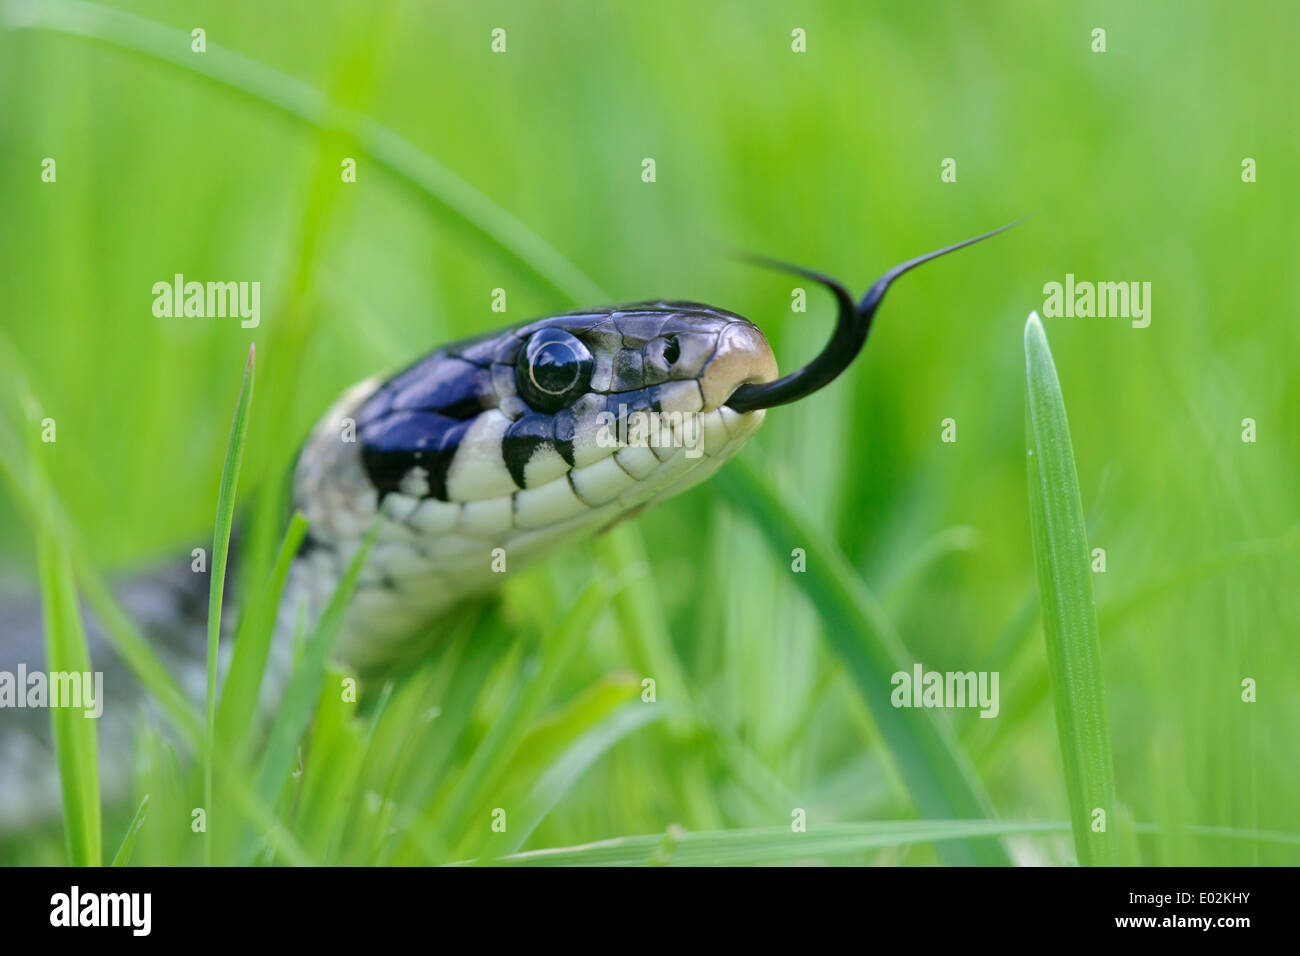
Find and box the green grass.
[1023,312,1116,866]
[240,518,378,862]
[32,420,102,866]
[717,454,1010,866]
[108,794,148,866]
[481,820,1071,867]
[203,342,254,864]
[215,511,308,758]
[1,0,1297,867]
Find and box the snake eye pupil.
[516,328,594,413]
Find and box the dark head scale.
[724,218,1025,413]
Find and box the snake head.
[291,304,777,668]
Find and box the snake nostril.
[663,334,680,365]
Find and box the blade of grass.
[448,673,644,861]
[293,666,364,860]
[432,575,612,845]
[1023,312,1116,866]
[494,700,675,857]
[592,527,722,828]
[592,528,691,719]
[203,343,255,866]
[8,370,103,865]
[716,456,1010,866]
[478,820,1069,867]
[215,510,309,756]
[221,768,316,867]
[35,494,102,865]
[479,674,649,804]
[240,520,380,860]
[369,616,512,865]
[477,819,1300,867]
[108,795,149,866]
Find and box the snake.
[0,222,1016,833]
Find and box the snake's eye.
[516,328,594,413]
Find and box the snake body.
[0,300,778,829]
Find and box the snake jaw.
[698,321,778,411]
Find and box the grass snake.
[0,221,1017,832]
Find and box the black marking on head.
[553,408,576,466]
[356,348,505,501]
[389,356,491,420]
[502,413,554,489]
[359,410,471,501]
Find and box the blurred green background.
[1,0,1296,864]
